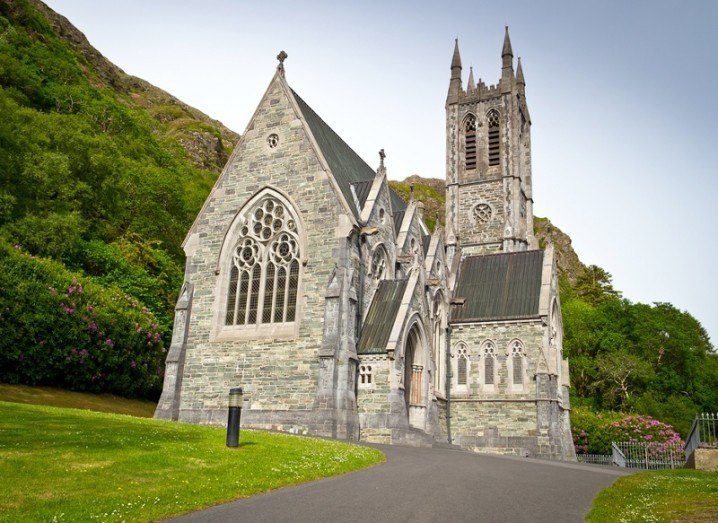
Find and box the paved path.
[172,445,631,523]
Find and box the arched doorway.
[403,322,426,426]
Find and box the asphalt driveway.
[171,444,630,523]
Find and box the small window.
[464,114,477,171]
[370,246,388,281]
[487,109,500,167]
[454,342,469,392]
[483,342,496,386]
[511,340,524,385]
[457,348,468,385]
[360,365,373,385]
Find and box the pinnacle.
[502,26,513,58]
[451,39,462,72]
[516,57,525,85]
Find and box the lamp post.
[226,387,243,447]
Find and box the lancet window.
[483,341,496,386]
[370,246,388,281]
[511,340,524,385]
[464,114,477,171]
[487,109,500,166]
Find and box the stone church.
[155,29,576,460]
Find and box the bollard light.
[226,387,243,448]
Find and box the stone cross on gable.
[277,50,288,75]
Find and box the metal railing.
[576,453,613,466]
[685,412,718,458]
[611,441,685,470]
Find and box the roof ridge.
[463,249,543,260]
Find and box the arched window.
[456,346,468,386]
[370,246,388,281]
[511,340,524,385]
[487,109,500,167]
[464,114,477,171]
[224,195,300,327]
[452,342,470,394]
[482,341,496,387]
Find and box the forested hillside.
[0,0,236,398]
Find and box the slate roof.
[291,89,406,218]
[351,180,373,209]
[422,234,431,255]
[451,250,544,322]
[393,212,406,236]
[358,279,408,354]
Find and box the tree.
[593,350,654,409]
[574,265,622,305]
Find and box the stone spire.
[467,66,475,92]
[451,38,462,75]
[501,27,514,83]
[448,39,463,103]
[516,57,525,87]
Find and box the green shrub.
[571,405,623,454]
[0,242,166,398]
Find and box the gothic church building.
[156,30,576,460]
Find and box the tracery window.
[464,114,477,171]
[370,246,388,281]
[225,195,300,327]
[456,346,468,386]
[483,341,496,386]
[473,203,492,225]
[487,109,500,167]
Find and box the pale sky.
[45,0,718,346]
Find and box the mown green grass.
[0,383,157,417]
[587,469,718,522]
[0,401,384,522]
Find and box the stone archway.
[403,322,426,428]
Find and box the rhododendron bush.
[572,405,684,455]
[0,243,165,398]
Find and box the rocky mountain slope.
[22,0,239,171]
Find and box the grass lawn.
[0,401,384,522]
[587,469,718,522]
[0,383,157,417]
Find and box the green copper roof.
[291,89,406,218]
[358,279,408,354]
[451,250,544,322]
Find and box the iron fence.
[684,412,718,458]
[611,441,685,469]
[576,453,613,466]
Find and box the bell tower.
[445,28,537,261]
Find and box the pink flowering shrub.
[0,242,166,398]
[571,405,684,455]
[605,415,684,456]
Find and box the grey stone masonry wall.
[448,319,567,458]
[457,180,504,255]
[171,73,357,436]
